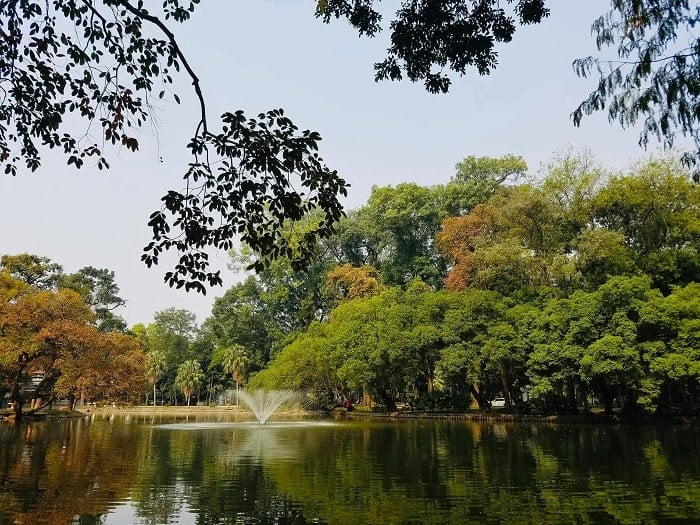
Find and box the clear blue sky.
[0,1,662,326]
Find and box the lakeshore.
[4,404,695,427]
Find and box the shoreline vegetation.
[1,405,696,425]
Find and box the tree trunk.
[601,386,614,415]
[499,362,510,407]
[10,381,23,422]
[375,386,396,411]
[567,379,578,413]
[469,383,486,411]
[153,383,157,407]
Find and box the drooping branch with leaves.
[0,0,348,292]
[2,0,698,295]
[573,0,700,177]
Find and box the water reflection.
[0,417,698,524]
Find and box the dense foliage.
[0,257,144,420]
[1,153,697,416]
[2,1,697,294]
[248,154,699,414]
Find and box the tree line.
[1,152,698,416]
[242,152,699,414]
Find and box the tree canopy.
[2,1,697,296]
[248,154,699,414]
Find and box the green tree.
[527,275,653,413]
[144,308,199,403]
[59,267,127,332]
[591,158,700,292]
[438,289,506,410]
[0,254,63,290]
[637,282,700,411]
[174,360,204,406]
[204,277,290,371]
[215,344,249,405]
[573,1,700,176]
[452,154,527,206]
[145,349,167,407]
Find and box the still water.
[0,414,698,524]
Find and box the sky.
[0,1,663,326]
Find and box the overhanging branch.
[112,0,208,136]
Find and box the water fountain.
[236,390,297,424]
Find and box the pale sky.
[0,1,661,327]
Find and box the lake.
[0,414,698,524]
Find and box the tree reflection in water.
[0,417,698,524]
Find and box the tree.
[318,0,550,93]
[0,254,63,290]
[637,282,700,411]
[145,348,167,407]
[54,331,146,407]
[591,158,700,292]
[0,286,96,420]
[174,360,204,406]
[323,264,383,307]
[215,344,249,406]
[573,1,700,177]
[146,308,198,403]
[1,0,347,292]
[351,175,497,289]
[452,155,527,206]
[59,266,127,332]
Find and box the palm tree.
[146,349,167,407]
[174,360,204,406]
[220,344,249,406]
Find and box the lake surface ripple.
[0,414,698,524]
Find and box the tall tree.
[175,360,204,406]
[214,344,249,406]
[59,266,127,332]
[0,254,63,290]
[145,348,167,407]
[591,158,700,292]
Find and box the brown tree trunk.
[499,362,510,407]
[10,381,23,422]
[469,383,486,411]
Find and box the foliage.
[573,0,700,177]
[0,0,348,291]
[213,344,249,387]
[0,274,145,417]
[138,308,200,404]
[317,0,550,93]
[323,264,383,307]
[252,154,699,414]
[0,254,63,290]
[174,360,204,406]
[1,254,129,329]
[59,266,127,331]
